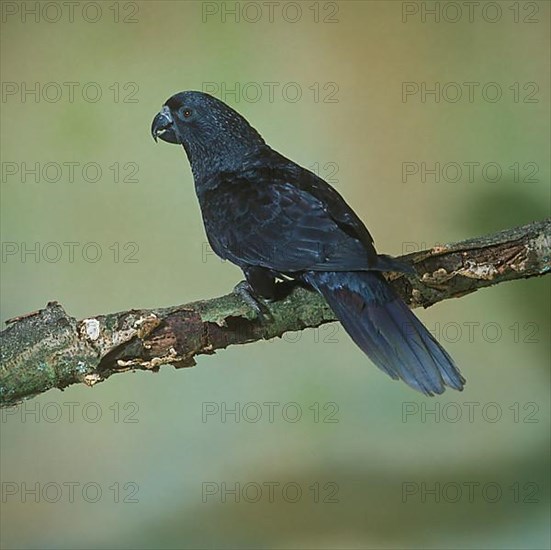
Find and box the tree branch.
[1,219,549,407]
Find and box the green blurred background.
[1,1,550,548]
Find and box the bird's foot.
[233,281,273,322]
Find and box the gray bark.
[1,219,549,407]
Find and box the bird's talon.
[233,281,272,322]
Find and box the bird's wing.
[199,165,381,273]
[289,163,378,255]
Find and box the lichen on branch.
[1,219,549,407]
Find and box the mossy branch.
[1,219,549,407]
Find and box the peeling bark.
[1,219,549,407]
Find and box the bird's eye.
[181,108,192,118]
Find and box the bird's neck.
[185,136,267,188]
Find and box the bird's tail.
[304,270,465,395]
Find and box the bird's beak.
[151,105,179,144]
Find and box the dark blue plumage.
[304,271,464,395]
[152,91,465,395]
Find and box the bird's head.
[151,91,265,179]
